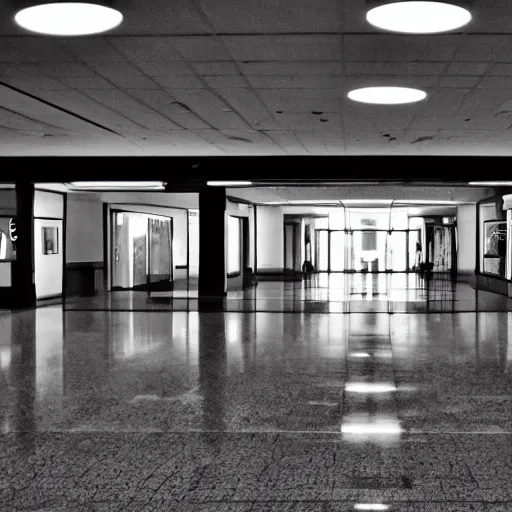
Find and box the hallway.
[1,302,512,510]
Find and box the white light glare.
[14,2,123,36]
[397,200,457,205]
[468,181,512,186]
[348,86,426,105]
[69,181,166,190]
[345,382,396,393]
[366,1,472,34]
[354,504,390,511]
[207,181,253,186]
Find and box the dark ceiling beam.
[1,156,511,184]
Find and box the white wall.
[66,194,103,263]
[34,190,64,219]
[256,206,284,270]
[457,204,477,274]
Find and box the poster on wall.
[0,217,16,260]
[483,220,507,276]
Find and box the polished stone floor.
[1,301,512,510]
[62,273,512,313]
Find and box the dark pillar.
[199,187,226,302]
[11,183,36,309]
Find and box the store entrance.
[313,229,421,273]
[112,211,173,291]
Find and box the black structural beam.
[2,156,512,184]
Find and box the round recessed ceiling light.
[366,1,471,34]
[14,2,123,36]
[348,86,427,105]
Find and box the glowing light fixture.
[345,382,396,393]
[341,423,403,435]
[348,86,427,105]
[354,504,390,511]
[14,1,123,36]
[68,181,166,190]
[396,200,457,205]
[366,1,471,34]
[469,181,512,186]
[207,181,253,187]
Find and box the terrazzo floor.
[1,294,512,510]
[61,273,512,313]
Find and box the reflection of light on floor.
[345,382,396,393]
[354,504,389,511]
[341,422,402,435]
[350,351,371,358]
[0,348,11,370]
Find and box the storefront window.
[0,217,17,260]
[483,220,507,277]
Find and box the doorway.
[111,211,173,291]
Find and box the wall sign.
[8,218,17,242]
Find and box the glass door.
[329,230,345,271]
[148,217,172,284]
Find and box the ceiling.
[4,0,512,155]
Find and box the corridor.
[1,287,512,509]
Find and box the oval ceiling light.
[348,86,427,105]
[366,1,471,34]
[14,1,123,36]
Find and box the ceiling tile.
[63,39,128,63]
[79,89,182,130]
[128,89,210,129]
[273,112,342,130]
[344,75,438,89]
[446,62,490,75]
[191,62,240,76]
[239,61,342,76]
[59,76,116,89]
[257,88,342,114]
[108,37,183,61]
[170,37,233,61]
[439,76,481,88]
[222,35,341,61]
[153,75,205,88]
[39,89,145,133]
[170,89,252,130]
[344,35,458,62]
[215,88,281,130]
[0,38,74,63]
[263,130,309,154]
[489,63,512,75]
[454,35,512,62]
[204,76,250,88]
[89,62,158,89]
[201,0,340,33]
[345,62,447,76]
[246,75,341,89]
[477,76,512,89]
[135,61,195,77]
[0,75,68,94]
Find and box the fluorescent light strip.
[395,200,457,205]
[468,181,512,186]
[207,181,253,186]
[69,181,166,190]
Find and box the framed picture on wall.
[42,227,58,255]
[483,220,506,276]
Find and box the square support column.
[11,183,36,309]
[199,187,227,299]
